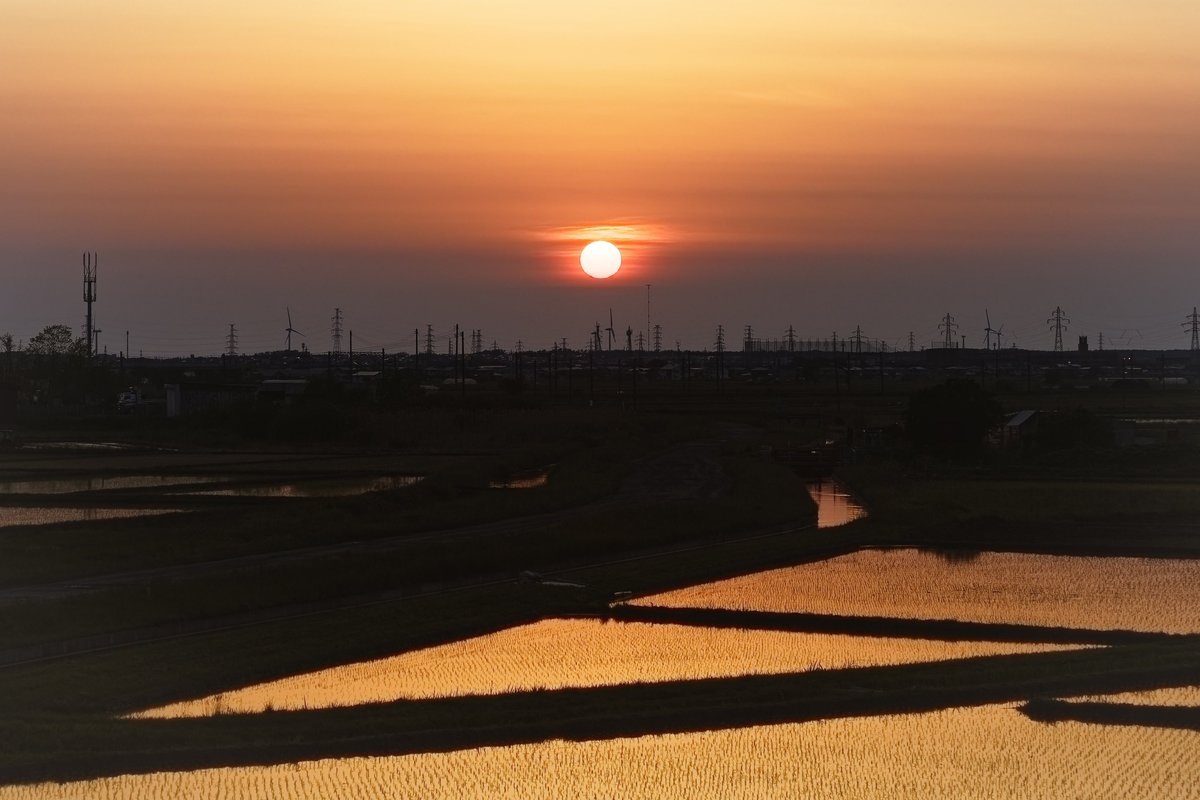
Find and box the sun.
[580,240,621,279]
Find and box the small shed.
[1002,409,1039,446]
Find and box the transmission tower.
[852,325,865,354]
[715,325,726,353]
[939,314,957,349]
[331,308,344,355]
[82,252,97,358]
[743,324,753,352]
[1183,308,1200,351]
[653,324,662,352]
[1047,306,1070,352]
[785,325,796,353]
[225,324,238,356]
[636,332,645,351]
[908,331,916,352]
[424,325,435,357]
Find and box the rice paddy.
[0,507,185,528]
[175,475,422,497]
[133,618,1074,718]
[11,704,1200,799]
[635,550,1200,634]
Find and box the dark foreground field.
[2,392,1200,786]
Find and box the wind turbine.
[284,307,304,352]
[984,309,999,350]
[606,309,616,351]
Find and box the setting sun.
[580,240,621,279]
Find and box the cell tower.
[1183,308,1200,352]
[653,323,662,352]
[331,308,344,355]
[1047,306,1070,352]
[82,252,97,358]
[225,324,238,357]
[939,314,957,349]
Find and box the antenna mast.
[83,252,97,358]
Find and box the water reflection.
[178,475,422,498]
[806,479,867,528]
[0,475,227,494]
[0,507,184,527]
[28,704,1200,798]
[489,471,550,490]
[134,619,1072,718]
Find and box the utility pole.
[715,324,726,390]
[645,284,652,356]
[1047,306,1070,352]
[1183,307,1200,352]
[225,324,238,357]
[939,314,957,349]
[331,308,344,355]
[82,252,97,358]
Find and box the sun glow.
[580,240,621,279]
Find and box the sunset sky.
[3,1,1198,354]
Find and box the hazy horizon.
[4,1,1198,354]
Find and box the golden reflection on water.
[12,705,1200,799]
[132,619,1073,718]
[1072,685,1200,707]
[0,507,183,527]
[806,480,867,528]
[635,550,1200,634]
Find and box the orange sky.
[2,1,1199,351]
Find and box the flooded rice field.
[11,703,1200,799]
[0,475,227,494]
[0,507,184,527]
[635,550,1200,634]
[174,475,422,498]
[134,619,1074,718]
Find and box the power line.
[331,308,344,355]
[1183,307,1200,351]
[939,313,957,349]
[1047,306,1070,352]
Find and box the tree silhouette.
[905,379,1001,456]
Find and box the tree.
[905,379,1001,456]
[0,332,12,354]
[27,324,87,357]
